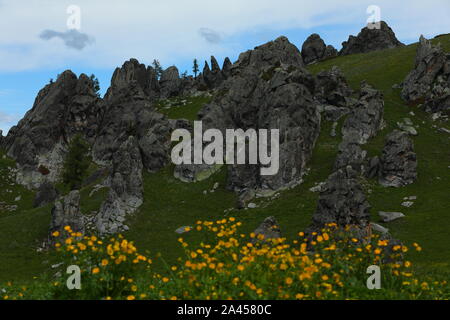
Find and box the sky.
[1,0,450,134]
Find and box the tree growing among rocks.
[193,59,199,78]
[62,134,91,191]
[152,59,163,80]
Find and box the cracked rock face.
[402,36,450,113]
[340,21,404,56]
[379,130,417,188]
[315,66,354,109]
[3,71,101,188]
[193,38,319,193]
[95,136,143,235]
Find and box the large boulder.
[310,166,371,230]
[3,71,101,188]
[301,34,337,65]
[340,21,404,56]
[49,190,84,238]
[379,130,417,187]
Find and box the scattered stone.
[401,201,414,208]
[379,211,405,223]
[175,226,193,234]
[14,195,21,202]
[371,223,390,235]
[247,203,257,209]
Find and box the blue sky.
[1,0,450,134]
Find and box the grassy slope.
[308,36,450,273]
[1,36,449,283]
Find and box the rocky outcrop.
[95,136,143,235]
[379,130,417,187]
[340,21,404,56]
[202,56,230,89]
[310,166,371,230]
[222,57,232,78]
[160,66,183,99]
[192,37,319,193]
[105,58,160,101]
[342,82,384,145]
[401,36,450,113]
[301,34,337,65]
[92,60,172,171]
[232,36,304,73]
[34,182,59,208]
[4,71,101,188]
[49,190,84,238]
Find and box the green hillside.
[1,35,449,286]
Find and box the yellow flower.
[52,231,60,237]
[296,293,304,300]
[162,277,169,283]
[131,285,137,292]
[126,295,135,300]
[92,268,100,275]
[64,226,72,232]
[285,277,293,285]
[237,265,245,271]
[101,259,109,267]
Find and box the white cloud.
[0,0,448,71]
